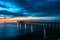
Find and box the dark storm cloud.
[0,10,25,17]
[15,0,60,16]
[0,0,60,17]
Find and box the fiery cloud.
[0,17,58,23]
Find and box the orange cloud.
[0,17,56,23]
[0,18,17,23]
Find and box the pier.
[16,18,60,39]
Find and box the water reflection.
[0,22,60,40]
[0,22,19,39]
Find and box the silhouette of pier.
[16,19,60,39]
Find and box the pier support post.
[20,23,21,30]
[17,22,19,29]
[17,22,22,32]
[31,24,33,32]
[44,22,47,39]
[25,24,27,32]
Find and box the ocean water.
[0,22,43,39]
[0,22,19,39]
[0,22,60,39]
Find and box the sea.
[0,22,60,40]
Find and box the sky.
[0,0,60,18]
[0,0,60,38]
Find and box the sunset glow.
[0,17,58,23]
